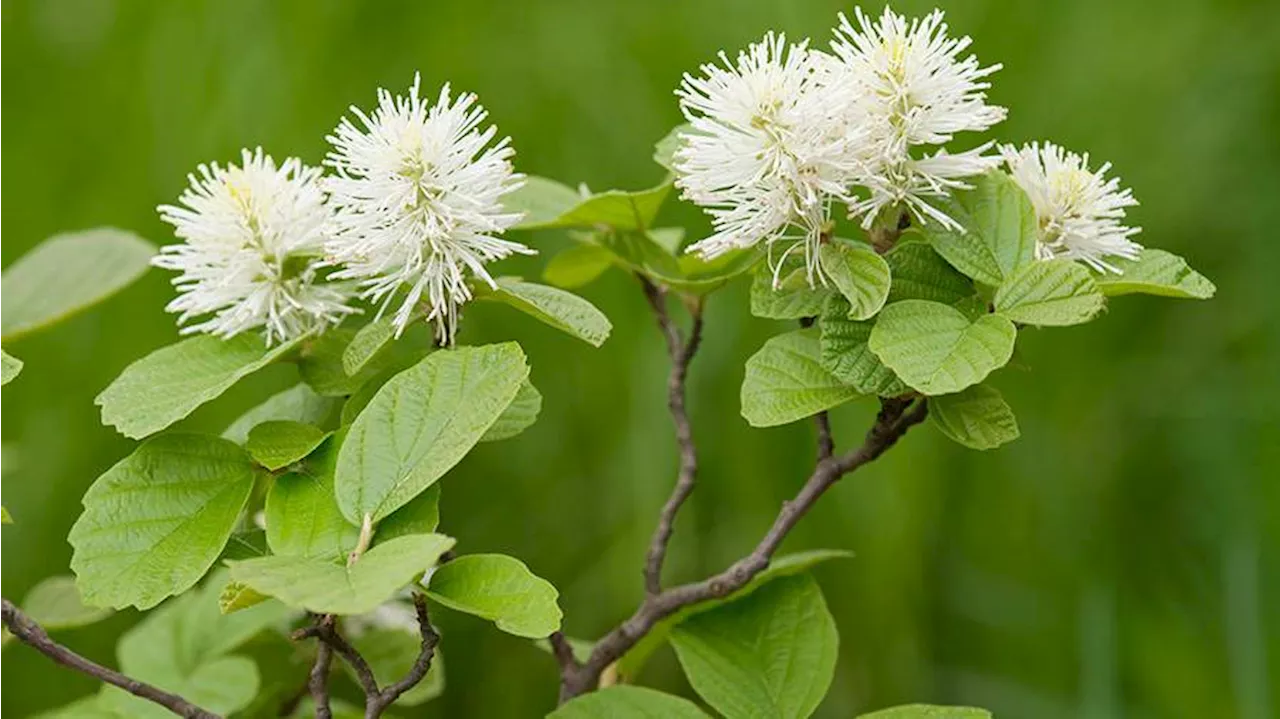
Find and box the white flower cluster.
[674,6,1141,280]
[156,74,528,346]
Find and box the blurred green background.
[3,0,1278,716]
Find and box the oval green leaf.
[858,705,993,719]
[1,228,154,341]
[993,259,1105,326]
[425,554,562,638]
[480,379,542,442]
[818,297,907,397]
[921,171,1038,287]
[819,240,891,320]
[98,334,303,439]
[265,435,359,560]
[741,329,860,427]
[868,300,1016,395]
[69,434,258,609]
[221,383,336,445]
[1093,248,1215,299]
[929,384,1020,450]
[21,575,113,631]
[481,278,611,347]
[335,343,529,523]
[246,420,329,471]
[550,686,711,719]
[1,350,22,386]
[543,243,616,289]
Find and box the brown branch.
[558,397,929,702]
[639,276,705,596]
[2,598,220,718]
[814,411,835,462]
[307,641,334,719]
[367,594,439,716]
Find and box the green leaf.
[1,350,22,386]
[1093,248,1215,299]
[741,329,860,427]
[1,506,12,524]
[105,569,289,719]
[98,334,303,439]
[819,240,891,320]
[650,227,686,254]
[993,259,1105,326]
[868,300,1016,395]
[656,245,762,294]
[21,575,112,631]
[818,298,907,397]
[218,581,270,614]
[228,534,455,615]
[750,261,834,320]
[549,686,711,719]
[348,629,445,706]
[336,343,529,523]
[653,123,694,172]
[342,315,404,377]
[339,365,403,426]
[220,529,269,561]
[374,485,442,543]
[479,277,612,347]
[246,420,329,471]
[671,574,838,719]
[1,228,154,341]
[222,383,336,445]
[543,243,616,289]
[504,176,583,229]
[884,240,976,304]
[31,694,121,718]
[265,435,359,561]
[425,554,562,638]
[298,326,428,398]
[480,380,542,442]
[857,705,993,719]
[922,171,1038,287]
[69,434,258,609]
[618,550,852,680]
[929,384,1019,450]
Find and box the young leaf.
[921,171,1038,286]
[1,228,154,341]
[222,383,336,445]
[479,277,612,347]
[741,329,860,427]
[480,380,542,442]
[246,420,329,470]
[1092,248,1215,299]
[265,436,359,560]
[504,176,582,229]
[69,434,258,609]
[657,245,763,295]
[21,575,112,631]
[425,553,562,638]
[653,123,694,172]
[543,243,615,289]
[650,227,686,254]
[819,241,892,320]
[671,574,838,719]
[929,384,1020,450]
[335,343,529,523]
[857,705,992,719]
[868,300,1016,395]
[342,315,403,377]
[98,334,303,439]
[348,629,445,706]
[618,550,852,680]
[750,262,834,320]
[885,240,976,305]
[818,298,907,397]
[549,686,711,719]
[227,534,455,615]
[993,259,1105,326]
[1,350,22,385]
[374,485,442,542]
[218,581,270,614]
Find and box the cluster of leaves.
[740,170,1213,449]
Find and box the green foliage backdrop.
[3,0,1278,716]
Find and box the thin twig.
[2,598,220,719]
[639,276,706,596]
[307,641,334,719]
[814,411,835,462]
[368,594,440,716]
[558,397,929,701]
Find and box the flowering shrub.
[0,7,1212,719]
